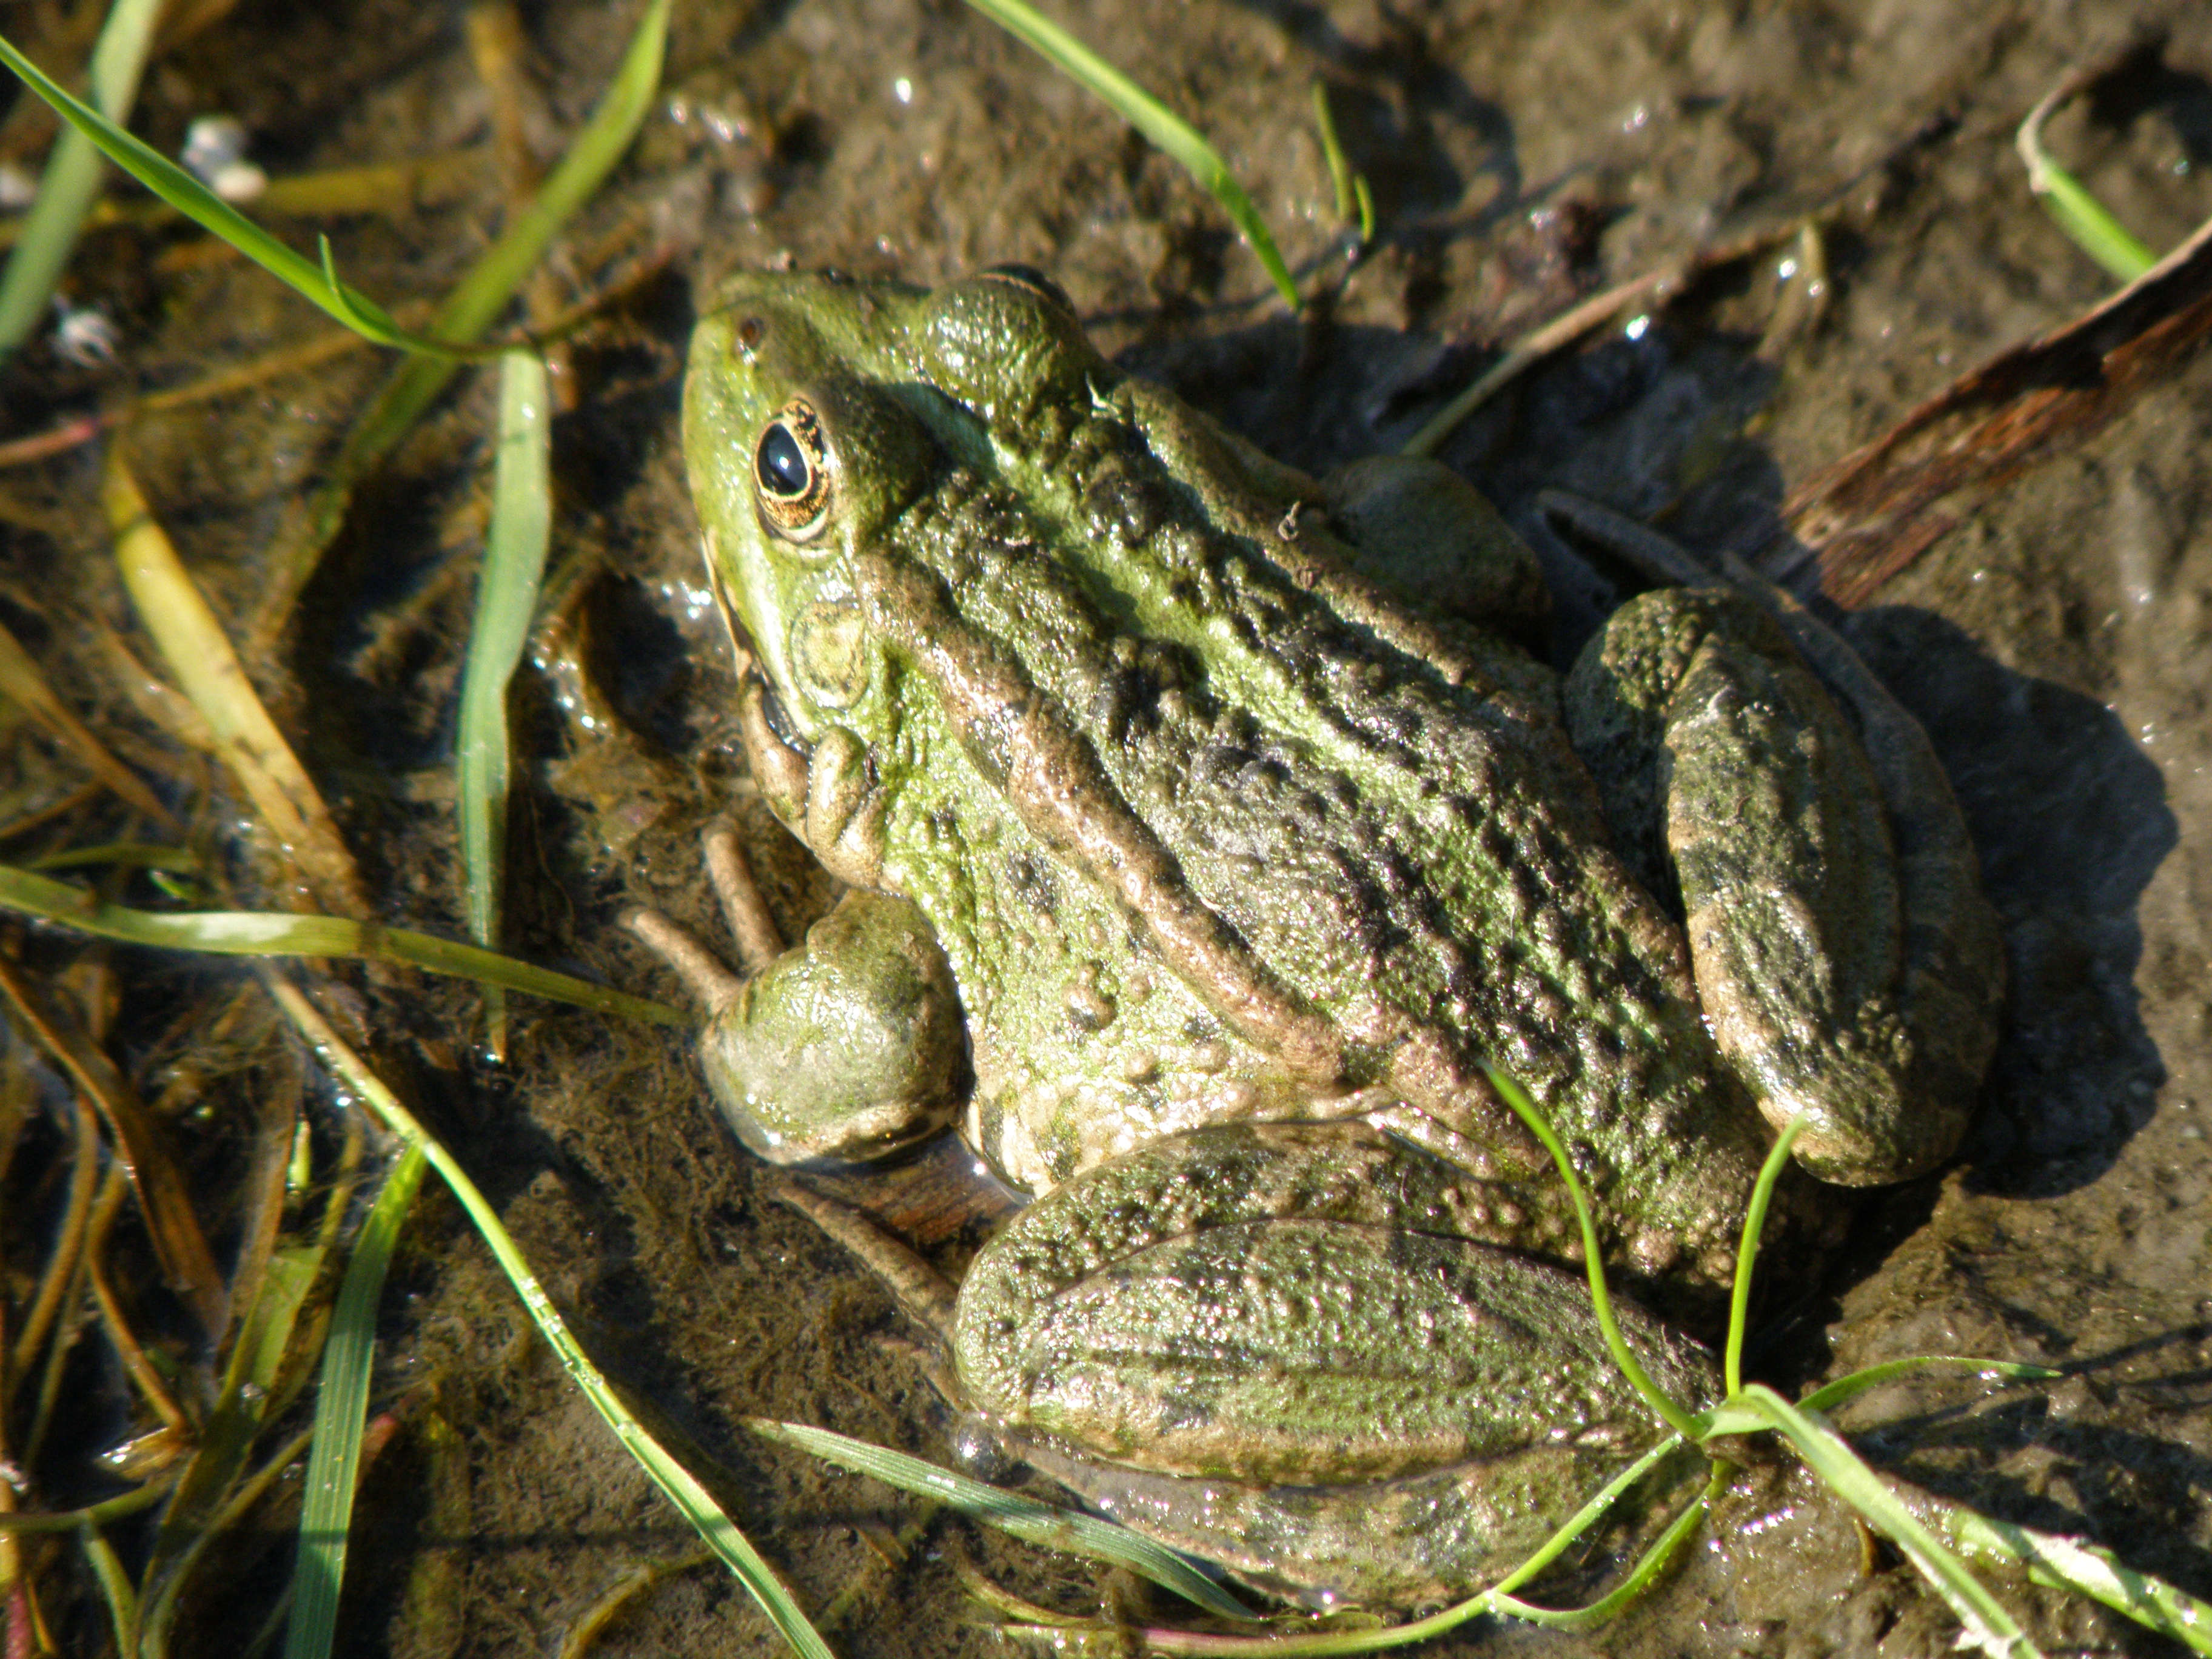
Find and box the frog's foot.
[948,1120,1717,1608]
[1560,534,2004,1186]
[628,825,967,1165]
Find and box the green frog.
[642,266,2005,1609]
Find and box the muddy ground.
[3,0,2211,1655]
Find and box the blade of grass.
[0,952,226,1336]
[263,974,836,1659]
[749,1421,1255,1621]
[1942,1506,2212,1655]
[1128,1438,1709,1656]
[5,1093,100,1390]
[260,0,671,649]
[104,449,369,919]
[0,863,682,1025]
[1725,1115,1805,1395]
[0,32,497,358]
[0,1480,172,1535]
[1797,1356,2060,1416]
[964,0,1296,310]
[25,840,195,872]
[0,0,165,357]
[1487,1459,1724,1632]
[1310,83,1372,246]
[282,1142,426,1659]
[2019,72,2157,284]
[0,612,173,823]
[1399,266,1677,459]
[1480,1065,1701,1441]
[140,1422,320,1659]
[136,1231,323,1659]
[458,351,552,1056]
[76,1520,137,1656]
[1733,1385,2040,1659]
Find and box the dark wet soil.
[5,0,2212,1655]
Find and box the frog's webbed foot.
[1552,498,2004,1185]
[628,825,967,1167]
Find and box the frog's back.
[843,285,1768,1278]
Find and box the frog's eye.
[753,398,832,542]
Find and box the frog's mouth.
[700,543,759,679]
[700,541,816,759]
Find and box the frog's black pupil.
[758,423,810,497]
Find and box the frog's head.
[684,267,1106,742]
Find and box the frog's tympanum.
[663,267,2005,1608]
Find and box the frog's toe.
[627,905,744,1008]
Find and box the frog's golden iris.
[751,395,831,541]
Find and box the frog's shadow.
[1126,313,2174,1208]
[1846,604,2173,1199]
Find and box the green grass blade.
[0,863,682,1025]
[0,32,497,358]
[1481,1065,1701,1440]
[1944,1508,2212,1655]
[1486,1434,1694,1600]
[2017,85,2157,283]
[265,977,836,1659]
[1310,82,1372,246]
[964,0,1297,310]
[1735,1386,2042,1659]
[458,351,553,1051]
[282,1142,426,1659]
[1725,1115,1805,1395]
[0,1481,170,1535]
[78,1520,139,1654]
[1490,1459,1722,1632]
[0,0,164,356]
[25,840,196,872]
[1313,82,1356,226]
[311,0,669,518]
[1128,1439,1708,1654]
[1798,1356,2060,1416]
[750,1420,1256,1621]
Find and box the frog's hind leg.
[948,1119,1718,1607]
[1555,511,2003,1186]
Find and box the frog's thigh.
[1566,586,1963,1185]
[953,1122,1714,1489]
[697,889,964,1165]
[1321,455,1548,632]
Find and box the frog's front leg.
[950,1119,1718,1607]
[1563,577,2004,1185]
[629,825,965,1164]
